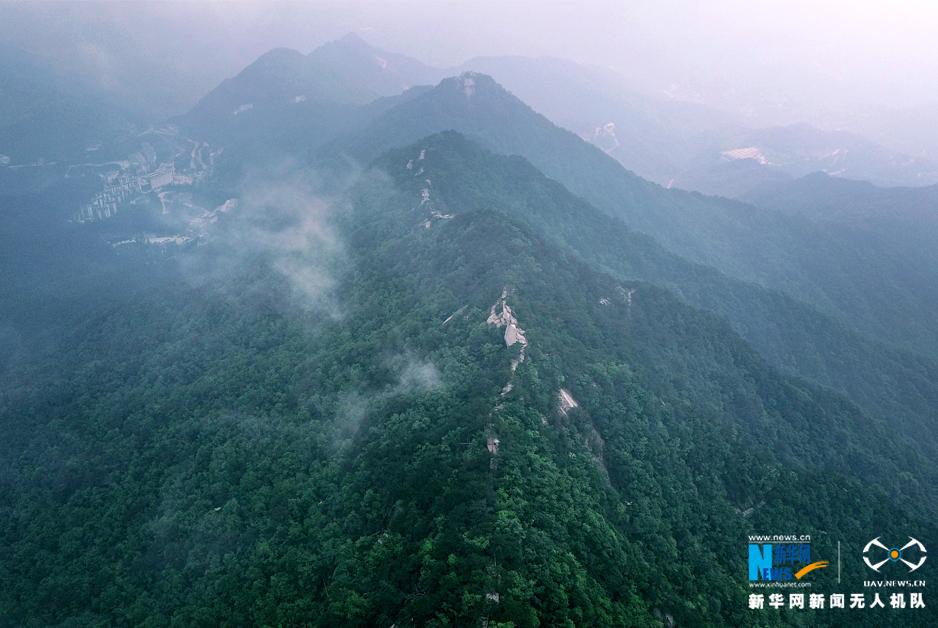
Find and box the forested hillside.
[1,132,936,627]
[330,73,938,359]
[366,132,938,475]
[2,30,937,628]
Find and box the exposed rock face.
[617,286,635,307]
[458,73,476,98]
[487,288,528,371]
[559,388,578,415]
[487,288,528,403]
[487,289,527,348]
[504,322,525,347]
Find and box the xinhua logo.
[749,543,828,581]
[863,537,927,573]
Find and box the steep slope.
[328,72,938,358]
[320,76,938,449]
[181,47,377,140]
[309,32,446,97]
[183,33,445,141]
[453,55,741,186]
[2,133,936,627]
[372,132,938,486]
[177,34,445,184]
[450,56,938,193]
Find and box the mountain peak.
[337,31,371,47]
[456,72,478,97]
[307,33,445,97]
[438,72,509,101]
[252,47,306,69]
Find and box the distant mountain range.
[7,30,937,192]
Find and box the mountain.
[4,37,938,628]
[184,34,445,137]
[744,171,938,226]
[742,172,938,342]
[181,47,376,134]
[1,131,935,627]
[177,33,446,183]
[810,101,938,164]
[309,32,446,97]
[367,131,938,481]
[183,48,938,359]
[311,77,938,483]
[448,56,938,193]
[0,176,183,374]
[323,72,938,359]
[672,123,938,196]
[453,55,741,186]
[184,39,932,198]
[182,86,433,190]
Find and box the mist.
[178,174,345,317]
[1,0,935,122]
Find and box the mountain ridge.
[2,130,936,626]
[369,131,938,478]
[319,71,938,360]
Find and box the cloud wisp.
[181,172,346,318]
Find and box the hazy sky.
[1,1,936,118]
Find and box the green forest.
[2,24,938,626]
[2,131,935,627]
